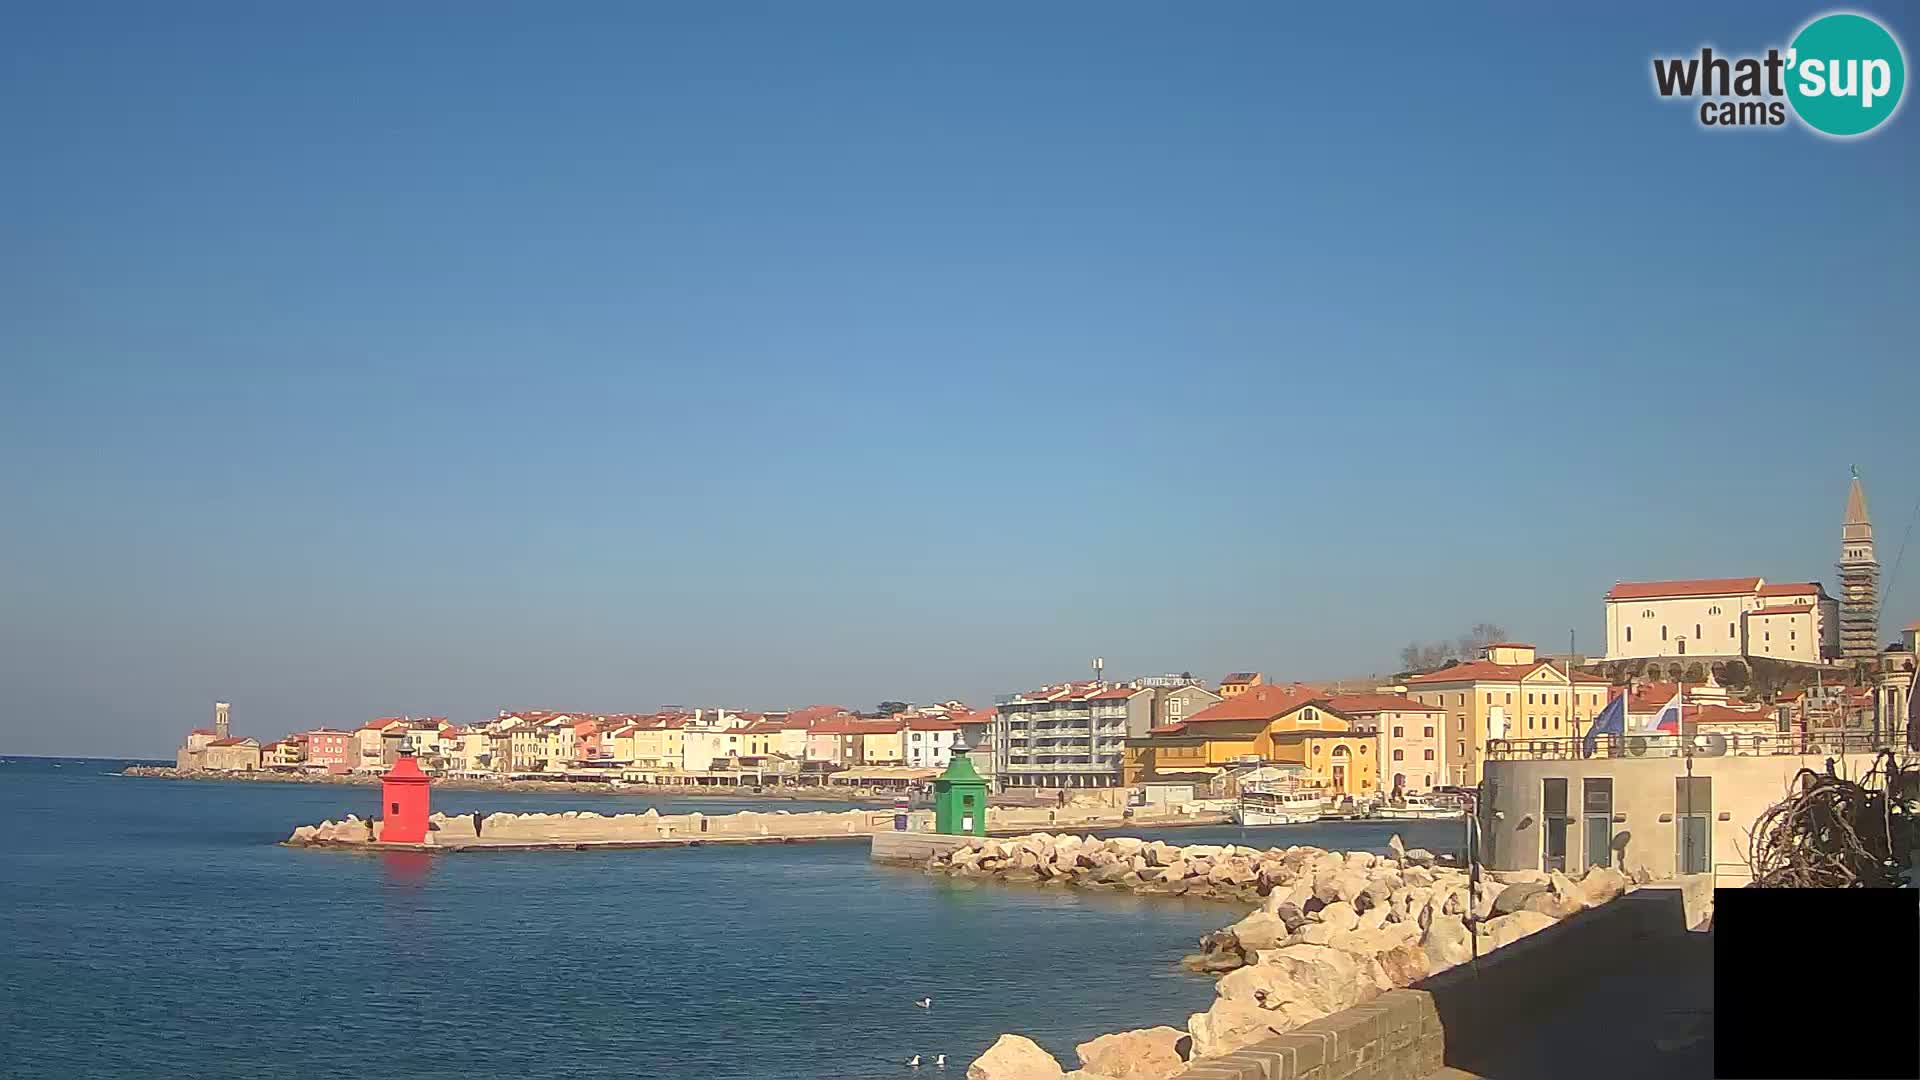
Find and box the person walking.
[472,810,484,837]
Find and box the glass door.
[1583,777,1613,870]
[1542,777,1568,872]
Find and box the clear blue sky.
[3,2,1916,756]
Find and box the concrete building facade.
[1603,578,1838,665]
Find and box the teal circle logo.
[1786,13,1906,136]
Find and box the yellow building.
[626,717,688,770]
[1123,683,1379,795]
[1403,643,1611,786]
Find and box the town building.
[1123,683,1379,796]
[1602,578,1838,665]
[1838,471,1881,659]
[902,715,959,769]
[300,729,355,774]
[1322,692,1447,794]
[1877,621,1917,744]
[261,739,303,769]
[1218,673,1264,699]
[990,682,1137,788]
[200,736,261,772]
[1403,643,1612,786]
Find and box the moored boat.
[1372,792,1466,820]
[1233,787,1325,826]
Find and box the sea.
[0,756,1462,1080]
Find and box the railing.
[1486,729,1888,761]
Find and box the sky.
[3,2,1917,756]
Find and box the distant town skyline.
[3,2,1916,756]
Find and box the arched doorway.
[1330,745,1351,793]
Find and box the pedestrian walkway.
[1424,928,1714,1080]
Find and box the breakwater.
[286,805,1230,851]
[121,765,889,801]
[931,831,1645,1078]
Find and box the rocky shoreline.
[935,832,1649,1080]
[119,765,889,802]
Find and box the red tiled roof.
[957,707,996,725]
[904,717,959,732]
[1757,582,1821,597]
[785,705,855,728]
[1180,683,1328,723]
[1749,605,1813,616]
[208,737,255,747]
[1089,686,1147,701]
[1693,704,1775,725]
[739,721,787,734]
[1324,692,1443,714]
[190,728,217,736]
[1605,577,1762,600]
[1406,660,1608,686]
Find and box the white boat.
[1372,793,1466,820]
[1234,787,1325,826]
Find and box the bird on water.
[934,1054,947,1067]
[913,997,932,1008]
[906,1055,921,1067]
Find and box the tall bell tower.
[1837,468,1880,660]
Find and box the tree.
[876,701,911,716]
[1455,622,1509,661]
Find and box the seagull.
[913,997,932,1009]
[934,1055,947,1067]
[906,1055,922,1067]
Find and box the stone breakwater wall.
[940,833,1646,1080]
[287,807,906,846]
[123,766,886,801]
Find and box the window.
[1729,623,1736,638]
[1392,725,1404,737]
[1424,774,1433,786]
[1505,693,1512,704]
[1456,716,1465,732]
[1528,717,1535,730]
[1790,630,1796,641]
[1456,740,1467,757]
[1423,725,1435,737]
[1626,626,1632,642]
[1764,631,1770,642]
[1642,608,1655,618]
[1552,693,1560,705]
[1528,693,1535,705]
[1708,605,1720,615]
[1393,749,1404,761]
[1661,625,1668,640]
[1695,624,1702,638]
[1457,694,1466,706]
[1423,749,1435,760]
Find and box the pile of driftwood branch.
[1747,753,1918,888]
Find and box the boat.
[1372,792,1467,820]
[1233,786,1325,826]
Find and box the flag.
[1652,687,1684,733]
[1582,693,1626,758]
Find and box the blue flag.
[1583,693,1626,758]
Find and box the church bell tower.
[1837,468,1880,660]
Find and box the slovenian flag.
[1652,687,1684,733]
[1582,693,1627,758]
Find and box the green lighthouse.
[932,751,988,836]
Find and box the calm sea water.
[0,757,1458,1080]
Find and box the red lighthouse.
[379,753,431,844]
